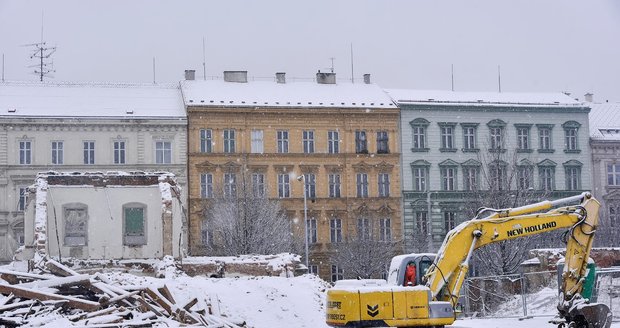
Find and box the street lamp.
[297,174,309,270]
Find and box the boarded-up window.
[124,205,146,246]
[64,205,87,246]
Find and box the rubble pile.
[0,258,246,327]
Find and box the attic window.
[477,99,484,103]
[554,101,560,104]
[126,110,134,114]
[200,100,204,103]
[242,101,246,104]
[8,108,16,113]
[229,101,234,104]
[428,98,434,101]
[189,100,194,103]
[209,100,214,103]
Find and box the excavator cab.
[387,254,435,287]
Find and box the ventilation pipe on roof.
[316,70,336,84]
[224,71,248,83]
[363,74,371,84]
[276,72,286,84]
[184,70,196,80]
[584,93,594,103]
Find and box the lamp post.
[297,175,309,270]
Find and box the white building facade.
[389,90,592,252]
[0,81,187,261]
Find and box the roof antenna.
[329,57,335,73]
[350,43,354,83]
[24,10,56,81]
[451,64,454,91]
[152,57,156,84]
[202,36,207,80]
[2,53,4,82]
[497,65,502,93]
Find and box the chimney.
[276,72,286,84]
[363,74,371,84]
[584,93,594,103]
[316,71,336,84]
[184,70,196,81]
[223,71,248,83]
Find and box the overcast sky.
[1,0,619,102]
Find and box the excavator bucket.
[558,295,612,328]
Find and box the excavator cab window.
[418,259,433,284]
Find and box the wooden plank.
[0,283,100,312]
[136,294,165,317]
[157,285,176,304]
[102,290,140,306]
[0,269,53,280]
[45,259,79,277]
[19,275,91,289]
[145,287,173,315]
[182,297,198,311]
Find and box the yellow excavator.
[326,192,612,328]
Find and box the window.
[517,166,534,190]
[380,218,392,241]
[462,166,479,191]
[516,125,531,151]
[416,212,428,234]
[155,141,171,164]
[303,130,314,154]
[489,162,507,190]
[17,187,27,212]
[539,167,555,191]
[566,167,581,190]
[444,211,456,232]
[304,173,316,198]
[330,218,342,243]
[608,164,620,186]
[331,265,344,282]
[51,141,63,165]
[328,174,341,198]
[412,166,428,191]
[278,174,290,198]
[83,141,95,165]
[355,130,367,154]
[19,141,32,165]
[490,128,503,150]
[113,141,125,164]
[563,121,581,152]
[200,129,213,153]
[610,203,619,228]
[277,130,289,153]
[223,129,235,153]
[251,130,263,154]
[356,173,368,198]
[440,167,456,191]
[124,204,146,246]
[538,125,554,151]
[224,173,237,197]
[200,173,213,198]
[309,265,319,276]
[410,118,429,151]
[488,119,506,151]
[461,123,478,151]
[307,217,317,244]
[201,219,211,246]
[378,173,390,197]
[377,131,389,154]
[357,217,371,240]
[328,131,339,154]
[64,205,87,246]
[439,123,456,151]
[564,160,582,191]
[252,173,265,197]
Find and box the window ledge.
[488,148,507,153]
[538,149,555,153]
[564,149,581,154]
[439,148,458,153]
[411,148,430,152]
[462,148,480,153]
[517,149,533,153]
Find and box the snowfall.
[1,256,617,328]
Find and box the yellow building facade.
[182,72,402,280]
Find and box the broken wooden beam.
[0,283,100,311]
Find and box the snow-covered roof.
[588,102,620,140]
[386,89,583,108]
[0,81,186,118]
[180,80,396,109]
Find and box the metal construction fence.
[459,269,620,321]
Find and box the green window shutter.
[125,208,144,236]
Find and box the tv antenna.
[24,11,56,81]
[329,57,335,73]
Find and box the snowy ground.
[2,260,618,328]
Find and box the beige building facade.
[182,71,402,281]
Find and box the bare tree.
[201,171,301,256]
[332,214,400,279]
[465,138,559,276]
